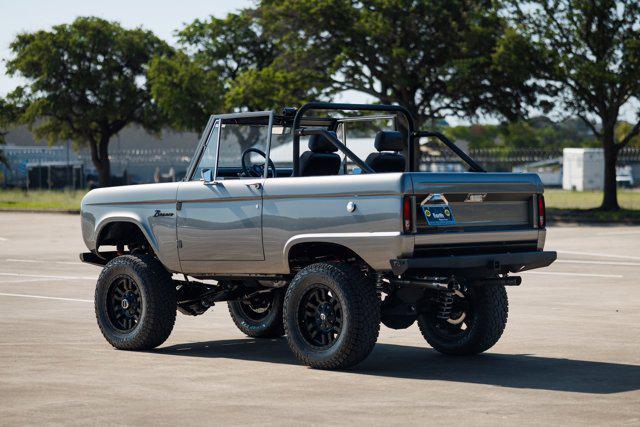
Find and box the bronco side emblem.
[153,210,174,217]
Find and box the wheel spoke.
[320,333,327,345]
[313,289,323,304]
[297,284,344,348]
[106,275,142,332]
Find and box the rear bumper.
[389,250,557,276]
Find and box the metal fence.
[77,148,194,184]
[0,145,84,189]
[421,147,640,172]
[3,145,640,188]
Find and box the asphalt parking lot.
[0,212,638,426]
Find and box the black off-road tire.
[228,289,285,338]
[283,262,380,369]
[95,254,176,350]
[417,284,508,355]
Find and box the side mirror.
[201,169,213,182]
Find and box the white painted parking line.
[0,237,7,241]
[0,278,67,284]
[558,250,640,261]
[0,292,91,303]
[521,271,623,278]
[0,272,96,280]
[5,258,83,265]
[596,230,640,236]
[557,259,640,267]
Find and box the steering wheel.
[241,148,277,178]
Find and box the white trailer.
[562,148,604,191]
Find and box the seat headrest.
[374,131,404,152]
[308,131,339,153]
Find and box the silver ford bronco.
[80,102,556,369]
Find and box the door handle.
[246,182,262,190]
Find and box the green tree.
[259,0,545,126]
[149,51,224,131]
[0,101,8,166]
[149,9,330,131]
[509,0,640,210]
[0,98,21,166]
[443,116,596,151]
[5,17,171,186]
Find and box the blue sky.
[0,0,252,95]
[0,0,373,115]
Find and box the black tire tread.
[95,254,176,350]
[284,262,380,369]
[227,292,285,338]
[417,284,508,355]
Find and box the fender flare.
[94,214,160,257]
[282,232,402,272]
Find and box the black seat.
[365,131,406,173]
[299,131,342,176]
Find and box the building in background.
[0,145,84,189]
[1,125,199,188]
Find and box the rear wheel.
[95,254,176,350]
[228,289,285,338]
[284,262,380,369]
[417,283,508,355]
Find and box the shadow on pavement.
[155,338,640,394]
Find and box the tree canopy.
[150,1,543,130]
[509,0,640,209]
[149,9,330,131]
[257,0,545,126]
[5,17,172,186]
[444,116,597,151]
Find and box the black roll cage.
[188,101,485,181]
[291,102,485,175]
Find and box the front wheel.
[228,289,285,338]
[417,283,508,355]
[283,262,380,370]
[95,254,176,350]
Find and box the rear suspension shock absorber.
[436,277,459,321]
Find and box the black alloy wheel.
[298,284,343,348]
[283,262,380,369]
[95,254,176,350]
[237,293,273,322]
[106,275,142,332]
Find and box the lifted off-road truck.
[80,102,556,369]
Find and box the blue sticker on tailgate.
[422,204,456,226]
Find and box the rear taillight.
[403,195,413,233]
[537,194,546,228]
